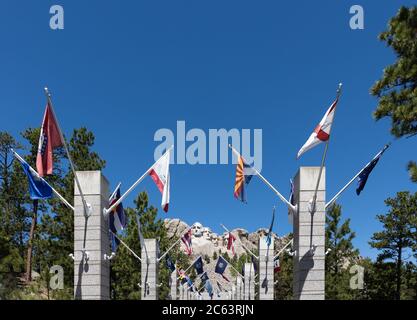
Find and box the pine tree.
[325,204,359,299]
[369,191,415,300]
[371,6,417,182]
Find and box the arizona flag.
[36,102,64,176]
[234,155,254,203]
[149,149,171,212]
[297,97,339,159]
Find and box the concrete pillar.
[74,171,110,300]
[293,167,326,300]
[236,277,243,299]
[179,284,185,300]
[243,263,255,300]
[258,236,274,300]
[141,239,159,300]
[170,272,177,300]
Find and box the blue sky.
[0,1,416,259]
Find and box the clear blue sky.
[1,1,416,259]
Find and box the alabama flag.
[297,97,339,159]
[36,102,64,176]
[149,149,171,212]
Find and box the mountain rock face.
[164,218,290,258]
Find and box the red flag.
[36,102,63,176]
[227,232,236,255]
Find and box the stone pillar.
[74,171,110,300]
[170,272,177,300]
[141,239,159,300]
[258,236,274,300]
[243,263,255,300]
[179,284,185,300]
[293,167,326,300]
[236,277,243,299]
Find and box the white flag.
[297,98,339,159]
[149,149,171,212]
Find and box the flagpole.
[11,149,75,211]
[310,83,342,214]
[110,231,142,262]
[44,87,89,217]
[109,182,122,201]
[220,255,244,279]
[274,238,293,259]
[228,144,297,213]
[104,146,173,215]
[220,224,258,260]
[325,143,390,209]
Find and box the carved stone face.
[192,222,203,237]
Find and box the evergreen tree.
[371,6,417,181]
[369,191,415,300]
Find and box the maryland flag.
[234,156,254,203]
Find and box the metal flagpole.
[11,149,75,211]
[109,182,122,201]
[104,146,173,215]
[220,255,244,279]
[110,231,142,262]
[220,224,258,260]
[228,144,297,213]
[309,83,343,214]
[325,143,390,209]
[273,239,293,260]
[44,88,89,218]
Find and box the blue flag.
[200,272,209,283]
[109,185,126,234]
[166,255,176,273]
[265,207,275,247]
[18,156,52,200]
[194,256,204,275]
[251,255,258,273]
[205,280,214,298]
[356,145,389,195]
[215,256,229,281]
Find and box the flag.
[181,229,193,256]
[205,280,214,299]
[109,185,126,235]
[18,156,53,200]
[288,179,295,225]
[297,97,339,159]
[265,207,275,247]
[251,255,258,273]
[356,145,389,195]
[234,155,254,203]
[36,102,64,176]
[166,255,176,273]
[149,149,171,212]
[274,257,281,273]
[215,256,230,282]
[227,232,236,255]
[136,215,145,249]
[200,272,209,283]
[194,256,204,275]
[110,232,119,253]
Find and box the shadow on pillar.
[297,250,314,295]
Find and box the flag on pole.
[234,155,254,203]
[200,272,209,283]
[251,255,258,273]
[110,232,119,253]
[17,156,53,200]
[36,102,64,176]
[109,185,126,234]
[356,145,389,195]
[265,207,275,247]
[227,232,236,255]
[288,179,295,225]
[166,255,176,273]
[215,256,230,282]
[149,149,171,212]
[274,257,281,273]
[194,256,204,275]
[205,279,214,299]
[297,97,339,159]
[181,229,193,256]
